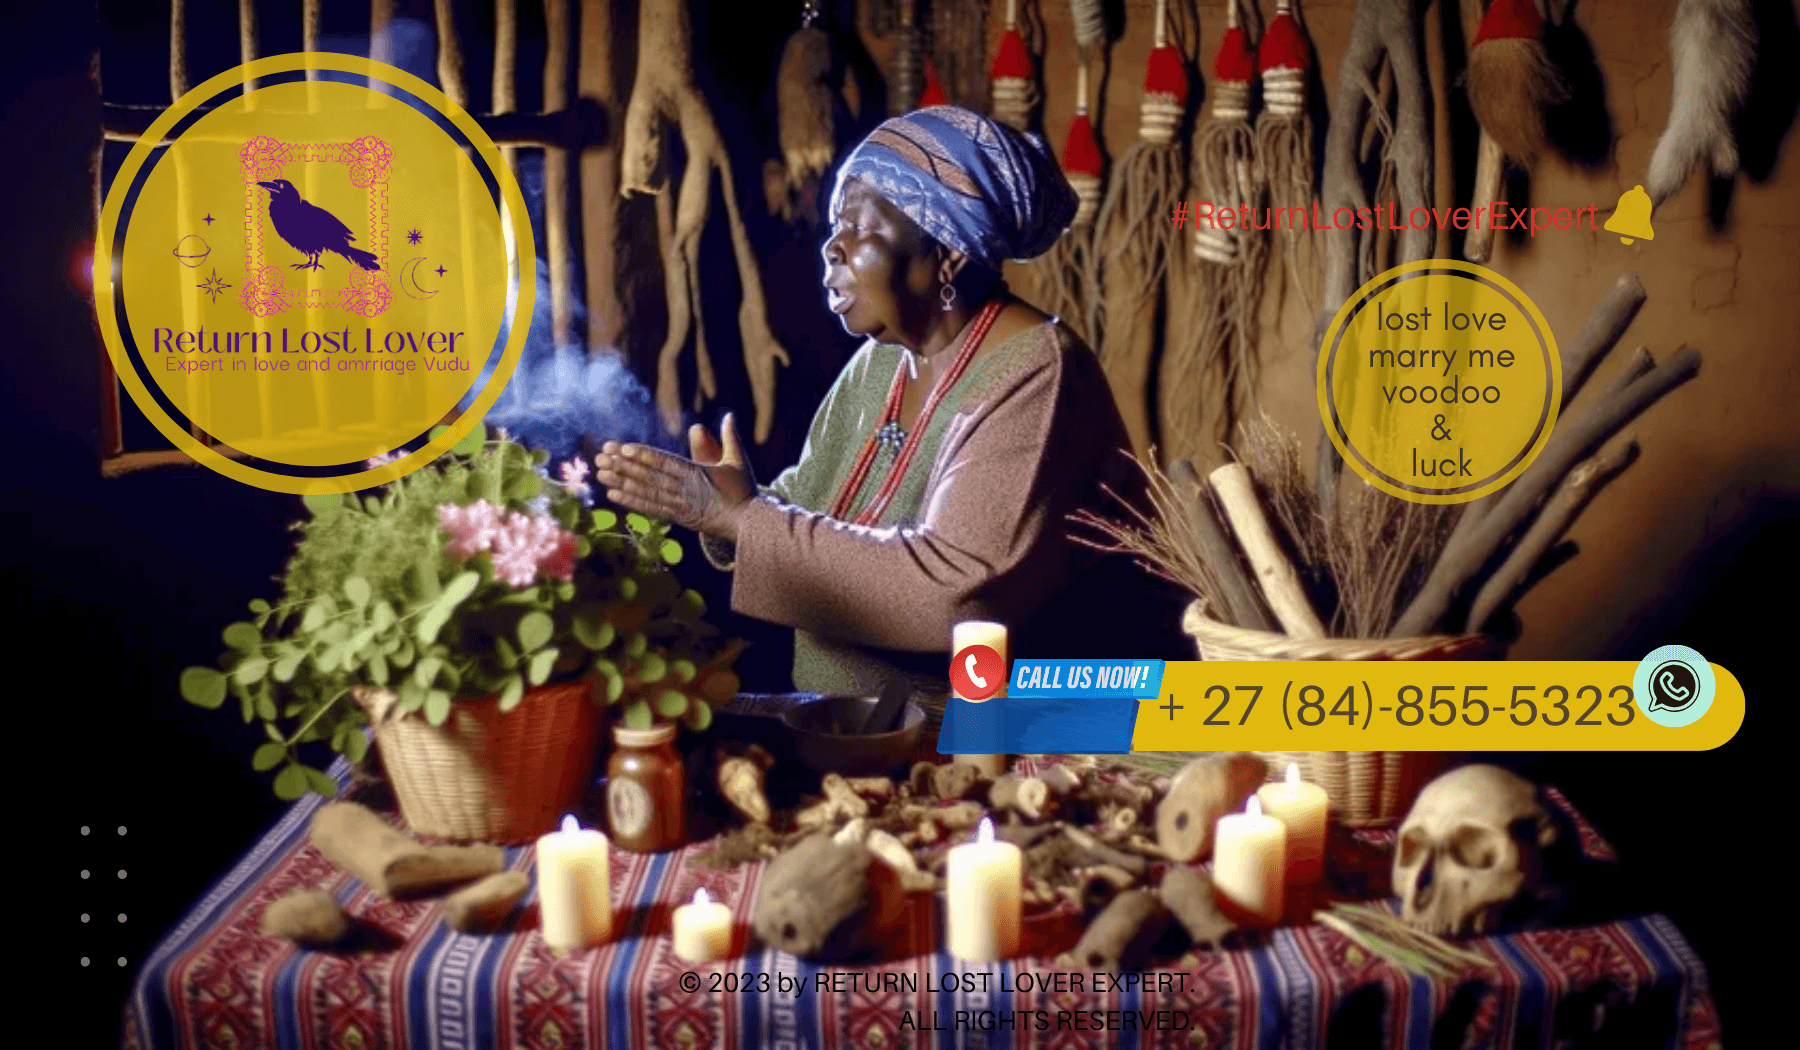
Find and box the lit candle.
[1257,763,1329,885]
[1213,796,1286,925]
[535,814,613,951]
[944,817,1021,961]
[951,620,1009,777]
[672,887,733,963]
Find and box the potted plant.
[180,424,741,841]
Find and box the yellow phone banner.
[1130,661,1743,751]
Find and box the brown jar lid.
[613,722,676,748]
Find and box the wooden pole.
[434,0,469,108]
[543,0,574,348]
[578,0,624,352]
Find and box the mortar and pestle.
[782,680,924,777]
[715,681,924,778]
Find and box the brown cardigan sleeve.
[728,326,1114,653]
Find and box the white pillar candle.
[944,817,1021,961]
[672,887,733,963]
[535,814,613,951]
[951,620,1008,776]
[1257,763,1329,885]
[1213,796,1286,925]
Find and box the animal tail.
[1645,0,1756,208]
[338,246,382,271]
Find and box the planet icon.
[173,235,211,268]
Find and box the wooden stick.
[1463,438,1639,633]
[1209,463,1327,638]
[1170,460,1276,631]
[1392,346,1701,636]
[1559,275,1648,414]
[1446,280,1648,537]
[1063,825,1149,877]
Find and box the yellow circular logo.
[94,54,535,493]
[1316,260,1560,504]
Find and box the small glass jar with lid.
[606,723,687,852]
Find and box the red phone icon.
[950,645,1004,701]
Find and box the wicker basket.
[1183,601,1498,826]
[354,680,600,843]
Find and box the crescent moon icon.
[401,256,439,299]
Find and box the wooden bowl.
[782,694,925,777]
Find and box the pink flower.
[365,450,403,470]
[556,459,592,503]
[439,499,578,588]
[438,500,504,560]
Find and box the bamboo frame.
[95,0,617,476]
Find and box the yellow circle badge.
[1316,261,1560,504]
[94,54,535,494]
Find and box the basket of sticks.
[1076,272,1701,825]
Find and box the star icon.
[406,228,422,245]
[202,213,214,225]
[198,267,231,304]
[435,265,447,277]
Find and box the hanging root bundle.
[1166,4,1265,464]
[1023,56,1105,345]
[1466,0,1568,167]
[1312,0,1435,520]
[1645,0,1757,207]
[622,0,791,442]
[1070,0,1106,51]
[773,6,836,224]
[1093,0,1188,455]
[889,0,924,114]
[990,0,1039,131]
[1255,0,1318,308]
[927,0,992,108]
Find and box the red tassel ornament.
[990,1,1038,131]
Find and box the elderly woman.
[596,107,1185,701]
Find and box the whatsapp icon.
[1632,645,1716,728]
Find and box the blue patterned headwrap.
[830,106,1077,270]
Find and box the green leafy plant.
[181,424,742,801]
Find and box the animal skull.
[1392,764,1558,936]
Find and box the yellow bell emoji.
[1604,185,1654,245]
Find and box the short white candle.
[535,814,613,950]
[944,817,1021,961]
[1213,795,1286,925]
[951,621,1009,776]
[672,887,733,963]
[1257,764,1329,885]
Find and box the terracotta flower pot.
[354,680,601,843]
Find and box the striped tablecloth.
[124,758,1723,1050]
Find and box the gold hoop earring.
[940,284,956,312]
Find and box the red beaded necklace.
[829,297,1006,526]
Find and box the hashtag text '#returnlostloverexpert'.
[1168,201,1602,236]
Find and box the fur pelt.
[1645,0,1757,206]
